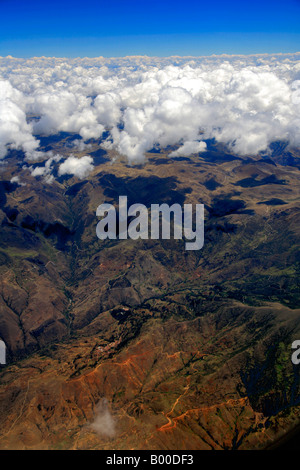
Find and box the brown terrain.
[0,136,299,449]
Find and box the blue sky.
[0,0,300,57]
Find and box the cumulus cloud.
[58,155,94,179]
[0,53,300,170]
[169,140,207,157]
[0,80,39,159]
[28,153,62,184]
[68,138,92,152]
[90,399,116,438]
[10,175,26,186]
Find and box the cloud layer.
[0,53,300,176]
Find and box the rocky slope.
[0,137,299,449]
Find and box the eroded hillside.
[0,137,299,449]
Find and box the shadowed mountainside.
[0,137,299,449]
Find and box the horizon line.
[1,51,300,60]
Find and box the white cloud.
[0,80,39,159]
[58,155,94,179]
[68,139,92,152]
[90,399,116,438]
[10,175,26,186]
[29,153,62,183]
[169,140,207,157]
